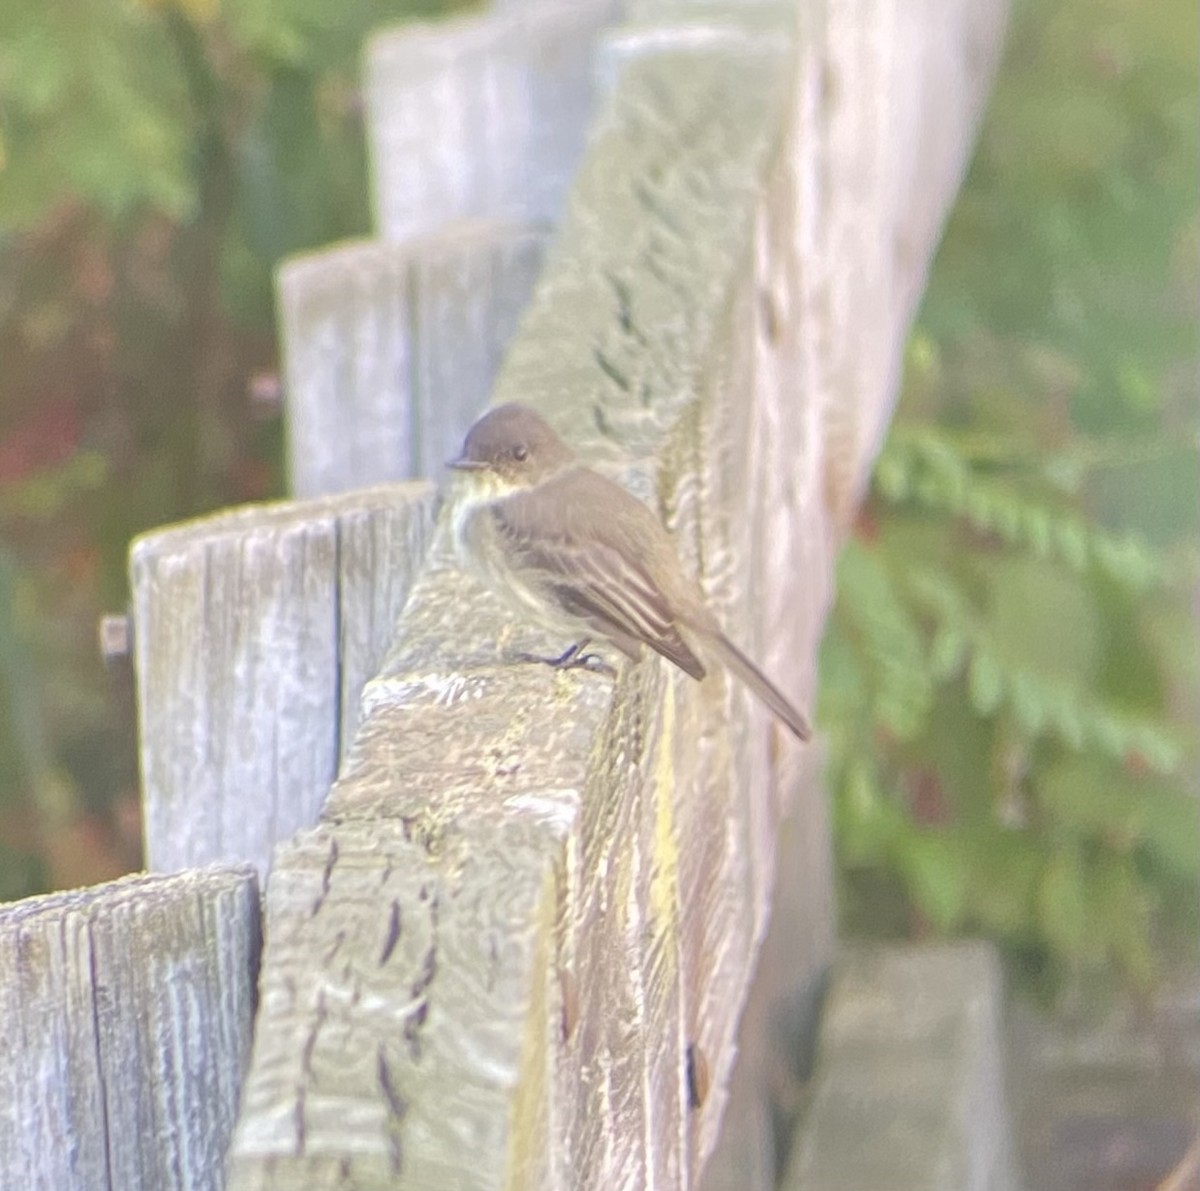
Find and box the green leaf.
[962,831,1042,936]
[968,650,1005,715]
[1048,690,1087,750]
[836,761,906,864]
[1009,669,1048,734]
[0,2,195,226]
[1089,857,1157,989]
[930,623,968,679]
[825,0,1197,999]
[1022,504,1053,557]
[834,540,933,740]
[1055,520,1089,571]
[874,450,909,502]
[1037,849,1092,962]
[896,830,968,931]
[1140,785,1200,882]
[1038,755,1198,881]
[986,556,1100,681]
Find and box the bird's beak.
[447,457,487,472]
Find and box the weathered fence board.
[692,0,1009,1182]
[817,0,1009,526]
[131,483,436,880]
[229,808,567,1190]
[365,2,618,241]
[783,944,1018,1191]
[280,225,549,497]
[0,866,260,1191]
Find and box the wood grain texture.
[0,865,260,1191]
[365,2,619,241]
[228,808,566,1191]
[691,0,1008,1180]
[131,483,436,881]
[279,226,549,498]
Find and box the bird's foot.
[569,653,617,676]
[515,639,616,677]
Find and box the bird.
[447,403,811,741]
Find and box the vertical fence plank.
[131,484,436,880]
[365,3,618,241]
[0,866,260,1191]
[279,226,549,498]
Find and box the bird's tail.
[708,632,812,742]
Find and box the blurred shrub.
[821,0,1198,996]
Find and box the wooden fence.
[0,1,1010,1188]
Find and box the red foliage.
[0,400,83,485]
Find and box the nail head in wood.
[99,613,131,664]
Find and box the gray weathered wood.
[694,0,1009,1181]
[365,2,618,241]
[783,943,1018,1191]
[0,865,260,1191]
[816,0,1009,527]
[279,225,549,498]
[699,799,835,1191]
[228,811,566,1190]
[130,483,436,880]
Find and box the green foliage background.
[820,0,1198,996]
[0,0,1194,998]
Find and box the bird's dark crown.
[450,403,576,484]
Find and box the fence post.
[365,2,619,240]
[280,226,550,497]
[0,866,260,1191]
[131,484,436,880]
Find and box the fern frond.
[875,428,1168,591]
[833,540,934,741]
[907,569,1182,772]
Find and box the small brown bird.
[448,403,811,741]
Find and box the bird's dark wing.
[493,470,707,681]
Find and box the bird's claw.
[515,641,616,677]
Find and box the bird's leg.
[550,639,589,667]
[515,638,616,677]
[563,645,617,676]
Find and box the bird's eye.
[512,444,529,462]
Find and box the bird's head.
[448,403,576,495]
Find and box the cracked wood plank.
[0,865,260,1191]
[229,814,562,1190]
[131,483,436,881]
